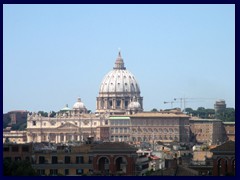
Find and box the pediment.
[57,122,78,130]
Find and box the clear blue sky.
[3,4,235,113]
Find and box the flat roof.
[189,119,222,122]
[109,116,130,120]
[129,112,189,118]
[223,122,235,125]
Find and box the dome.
[128,101,141,110]
[61,104,71,111]
[99,52,140,94]
[96,51,143,115]
[73,97,86,110]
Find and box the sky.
[3,4,235,113]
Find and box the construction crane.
[173,97,216,112]
[163,101,175,109]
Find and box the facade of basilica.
[26,52,190,144]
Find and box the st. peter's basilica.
[26,52,190,144]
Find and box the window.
[76,156,84,164]
[22,146,29,152]
[37,169,45,176]
[12,146,19,152]
[32,121,36,126]
[4,147,9,152]
[39,156,45,164]
[117,100,121,107]
[76,169,83,175]
[65,169,69,175]
[109,100,112,107]
[52,156,58,164]
[65,156,71,164]
[125,101,128,107]
[88,156,93,164]
[105,120,108,125]
[50,169,58,176]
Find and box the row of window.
[38,156,93,164]
[110,128,130,133]
[3,146,29,152]
[110,120,130,126]
[37,168,90,176]
[131,120,179,126]
[132,128,179,133]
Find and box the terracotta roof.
[92,142,137,152]
[210,141,235,153]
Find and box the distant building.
[214,100,226,118]
[6,110,28,125]
[3,143,33,162]
[3,141,150,176]
[223,122,235,141]
[189,118,225,145]
[3,129,27,144]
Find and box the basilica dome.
[96,51,143,115]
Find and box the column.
[121,99,124,109]
[64,134,66,143]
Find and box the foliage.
[184,107,235,122]
[151,108,158,112]
[3,159,37,176]
[3,116,11,129]
[38,111,48,117]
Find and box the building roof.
[210,141,235,153]
[91,142,137,153]
[109,116,130,120]
[189,118,222,122]
[223,122,235,125]
[129,112,189,118]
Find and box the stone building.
[26,98,102,143]
[3,129,27,144]
[25,52,190,145]
[223,122,235,141]
[189,118,225,145]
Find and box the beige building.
[3,129,27,144]
[25,52,190,144]
[189,119,224,145]
[223,122,235,141]
[26,106,102,143]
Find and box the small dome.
[128,101,141,110]
[61,104,71,111]
[73,97,86,110]
[128,96,141,110]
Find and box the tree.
[151,108,158,112]
[50,111,56,117]
[4,159,37,176]
[37,111,48,117]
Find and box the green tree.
[50,111,56,117]
[151,108,158,112]
[4,159,37,176]
[38,111,48,117]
